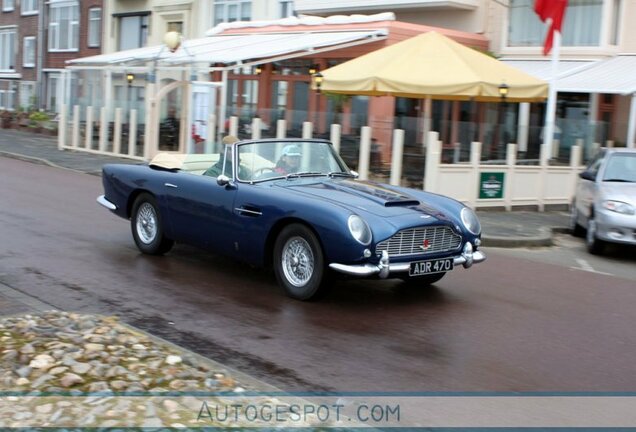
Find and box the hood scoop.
[385,200,421,207]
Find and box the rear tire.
[400,272,446,287]
[131,193,174,255]
[273,224,327,300]
[586,213,605,255]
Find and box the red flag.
[534,0,568,55]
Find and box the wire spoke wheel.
[281,237,315,287]
[136,202,158,244]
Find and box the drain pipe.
[36,0,45,109]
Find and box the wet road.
[2,156,636,392]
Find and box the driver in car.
[275,144,301,175]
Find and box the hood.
[275,178,452,221]
[600,182,636,205]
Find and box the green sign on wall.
[479,172,505,199]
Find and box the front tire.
[401,272,446,287]
[273,224,327,300]
[586,213,605,255]
[131,193,174,255]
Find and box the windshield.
[236,141,350,182]
[602,153,636,182]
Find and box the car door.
[577,152,604,221]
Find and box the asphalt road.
[2,156,636,392]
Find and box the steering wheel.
[253,167,276,178]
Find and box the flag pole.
[542,26,561,164]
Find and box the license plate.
[409,258,454,277]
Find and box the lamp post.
[494,83,509,159]
[312,72,324,130]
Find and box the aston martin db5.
[97,138,485,300]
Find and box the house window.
[0,85,16,110]
[23,36,36,67]
[508,0,603,47]
[46,73,61,112]
[49,1,80,51]
[168,21,183,34]
[610,0,621,45]
[280,0,293,18]
[119,14,149,50]
[88,8,101,47]
[19,81,36,109]
[213,0,251,26]
[0,30,16,71]
[21,0,38,15]
[2,0,15,12]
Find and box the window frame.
[88,7,101,48]
[2,0,15,12]
[23,36,36,67]
[21,0,38,15]
[213,0,251,27]
[48,1,80,52]
[0,29,16,71]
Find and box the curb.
[482,226,570,248]
[0,150,89,175]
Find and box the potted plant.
[1,110,15,129]
[28,111,50,133]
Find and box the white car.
[570,148,636,254]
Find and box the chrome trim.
[376,226,462,257]
[97,195,117,211]
[235,208,263,216]
[164,183,178,188]
[329,249,486,277]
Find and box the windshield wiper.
[286,171,326,179]
[604,178,634,182]
[327,171,356,178]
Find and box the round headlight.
[461,207,481,235]
[348,215,372,245]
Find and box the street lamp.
[495,82,510,159]
[308,64,318,75]
[313,72,324,94]
[126,73,135,86]
[254,65,262,75]
[164,31,182,52]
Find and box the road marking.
[572,258,614,276]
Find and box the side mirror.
[579,171,596,181]
[350,170,359,179]
[217,174,231,186]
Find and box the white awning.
[503,57,636,95]
[555,55,636,95]
[501,59,595,81]
[67,30,388,67]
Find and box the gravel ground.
[0,310,313,428]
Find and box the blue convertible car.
[98,138,485,300]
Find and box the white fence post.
[98,107,107,153]
[330,124,341,154]
[113,108,122,155]
[85,106,93,150]
[58,104,67,150]
[390,129,405,186]
[605,139,614,148]
[206,114,216,154]
[251,117,261,140]
[569,144,582,203]
[276,119,286,139]
[424,131,440,192]
[229,116,239,137]
[302,121,313,139]
[505,143,517,211]
[469,141,482,209]
[128,109,137,157]
[358,126,372,180]
[71,105,80,149]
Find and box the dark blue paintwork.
[101,140,480,271]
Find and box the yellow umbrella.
[316,31,547,102]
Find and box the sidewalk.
[0,128,570,249]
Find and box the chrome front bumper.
[97,195,117,211]
[329,247,486,278]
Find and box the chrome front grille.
[376,226,462,257]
